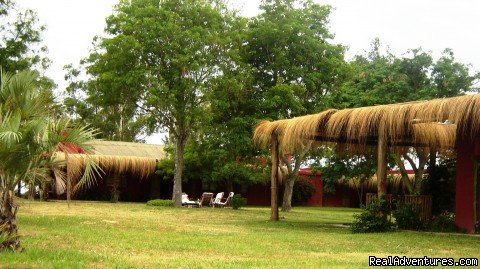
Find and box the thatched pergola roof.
[56,141,165,179]
[254,94,480,152]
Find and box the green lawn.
[2,201,479,268]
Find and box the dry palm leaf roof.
[254,94,480,152]
[56,141,165,179]
[90,140,165,159]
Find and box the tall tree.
[89,0,239,206]
[244,0,348,211]
[63,32,148,142]
[331,40,479,195]
[0,0,49,73]
[431,49,479,97]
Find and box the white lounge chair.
[214,192,234,208]
[212,192,224,207]
[181,193,199,207]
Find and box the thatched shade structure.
[253,94,480,152]
[254,94,480,222]
[55,141,165,193]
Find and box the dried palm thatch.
[54,140,164,186]
[253,109,337,151]
[339,173,422,193]
[55,152,157,181]
[253,94,480,151]
[89,140,165,159]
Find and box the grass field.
[1,201,479,268]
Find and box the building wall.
[455,136,480,232]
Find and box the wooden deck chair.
[212,192,224,207]
[214,192,234,208]
[198,192,214,207]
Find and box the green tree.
[90,0,239,206]
[318,149,377,206]
[0,0,49,73]
[330,39,479,196]
[244,0,348,211]
[431,49,479,97]
[0,70,99,251]
[63,34,148,142]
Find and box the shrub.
[292,177,316,206]
[393,203,423,230]
[146,199,173,207]
[426,211,457,232]
[232,194,246,210]
[351,198,394,233]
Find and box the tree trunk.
[402,148,428,195]
[16,181,21,197]
[0,187,20,251]
[395,154,414,194]
[282,175,295,212]
[281,142,312,212]
[28,182,34,200]
[109,174,121,203]
[377,132,387,196]
[270,135,279,221]
[172,137,186,207]
[40,181,48,201]
[66,154,72,207]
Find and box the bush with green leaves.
[292,177,316,206]
[146,199,173,207]
[351,198,394,233]
[393,203,423,230]
[232,194,246,210]
[426,211,457,232]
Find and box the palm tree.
[0,69,100,251]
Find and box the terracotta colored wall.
[455,137,480,232]
[306,176,323,206]
[323,184,359,207]
[244,184,271,206]
[298,169,323,206]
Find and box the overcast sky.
[15,0,480,143]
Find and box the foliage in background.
[156,141,269,192]
[71,0,242,206]
[317,148,376,204]
[232,194,246,210]
[291,177,316,206]
[392,203,423,230]
[0,0,49,73]
[426,211,457,233]
[351,198,394,233]
[319,39,479,200]
[423,158,456,214]
[244,0,350,211]
[146,199,173,207]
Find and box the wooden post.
[270,134,279,221]
[66,154,72,208]
[377,131,387,197]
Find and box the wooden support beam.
[270,134,279,221]
[377,131,387,197]
[66,154,72,208]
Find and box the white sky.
[15,0,480,144]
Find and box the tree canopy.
[0,0,49,73]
